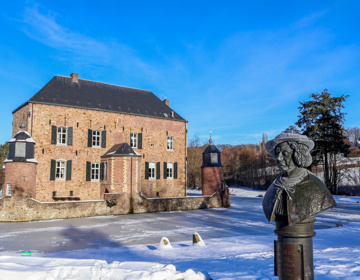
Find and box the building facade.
[11,73,187,202]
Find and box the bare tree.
[187,135,203,189]
[283,125,301,134]
[347,127,360,145]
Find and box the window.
[145,162,159,179]
[51,126,73,145]
[88,129,106,148]
[167,162,173,178]
[130,133,138,148]
[92,130,101,147]
[86,161,104,181]
[57,127,67,144]
[148,162,156,179]
[130,133,142,149]
[50,160,72,181]
[167,136,174,151]
[6,184,12,196]
[104,161,108,181]
[56,161,66,180]
[164,162,178,179]
[91,162,100,181]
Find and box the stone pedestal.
[274,216,316,280]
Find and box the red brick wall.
[4,162,37,198]
[101,156,141,199]
[201,166,230,207]
[12,103,187,201]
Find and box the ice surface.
[0,187,360,279]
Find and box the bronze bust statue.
[262,133,336,226]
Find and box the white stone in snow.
[193,232,206,247]
[159,237,173,250]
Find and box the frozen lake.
[1,188,360,279]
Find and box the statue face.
[275,142,296,173]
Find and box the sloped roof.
[14,75,186,122]
[102,143,141,157]
[202,144,221,154]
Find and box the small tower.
[3,121,38,198]
[201,135,230,207]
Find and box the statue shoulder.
[306,170,325,185]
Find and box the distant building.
[201,137,230,207]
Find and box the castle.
[0,73,229,221]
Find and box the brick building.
[9,73,187,202]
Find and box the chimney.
[70,73,79,83]
[163,99,169,106]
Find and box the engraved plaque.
[275,241,303,280]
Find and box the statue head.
[266,133,313,171]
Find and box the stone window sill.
[52,196,80,201]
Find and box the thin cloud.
[19,4,160,83]
[22,5,107,55]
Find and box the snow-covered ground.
[1,187,360,279]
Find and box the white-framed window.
[167,162,173,179]
[130,133,138,148]
[167,136,174,151]
[56,161,66,180]
[148,162,156,179]
[92,130,101,147]
[91,162,100,181]
[57,127,67,144]
[6,184,12,196]
[104,161,108,181]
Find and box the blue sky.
[1,1,359,145]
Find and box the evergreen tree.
[295,89,350,193]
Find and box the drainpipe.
[185,122,188,196]
[130,156,133,213]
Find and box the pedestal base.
[274,216,316,280]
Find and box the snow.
[1,187,360,279]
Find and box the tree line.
[188,134,278,190]
[188,89,360,194]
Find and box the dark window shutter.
[156,162,160,179]
[100,162,104,181]
[66,160,72,181]
[50,159,56,180]
[67,127,73,146]
[88,129,92,147]
[86,161,91,181]
[145,162,149,179]
[138,133,142,149]
[163,162,167,179]
[101,130,106,148]
[174,162,178,179]
[8,143,15,160]
[26,143,34,159]
[51,126,57,144]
